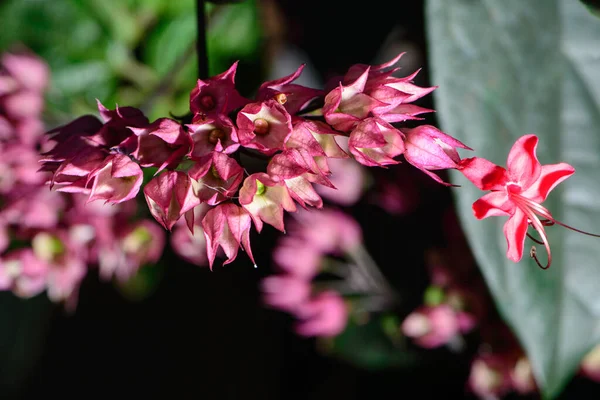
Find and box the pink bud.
[349,117,405,166]
[402,125,472,185]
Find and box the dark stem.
[196,0,209,80]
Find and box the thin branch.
[196,0,209,80]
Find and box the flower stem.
[196,0,209,80]
[347,244,398,304]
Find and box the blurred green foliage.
[0,0,264,124]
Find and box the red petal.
[503,208,528,262]
[472,191,514,220]
[522,162,575,203]
[458,157,508,191]
[506,134,541,189]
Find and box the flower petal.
[522,162,575,203]
[472,191,514,220]
[458,157,508,191]
[506,134,541,188]
[503,208,528,262]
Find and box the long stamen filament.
[518,195,600,238]
[510,195,552,269]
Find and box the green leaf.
[426,0,600,397]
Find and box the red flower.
[459,134,588,269]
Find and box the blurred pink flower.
[290,208,362,254]
[581,344,600,382]
[401,304,460,348]
[467,355,512,399]
[272,236,323,279]
[294,291,348,337]
[0,248,48,298]
[261,275,311,313]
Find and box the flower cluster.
[41,54,472,269]
[0,51,165,307]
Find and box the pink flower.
[286,120,348,158]
[348,117,405,167]
[143,171,200,231]
[201,202,255,269]
[127,118,192,172]
[186,116,239,159]
[261,275,312,313]
[188,152,244,205]
[459,134,579,269]
[323,67,387,132]
[189,61,249,118]
[402,124,472,185]
[401,305,460,348]
[0,249,48,298]
[238,173,296,233]
[294,291,348,337]
[87,154,144,204]
[236,100,293,155]
[342,53,436,123]
[257,64,323,114]
[267,148,332,208]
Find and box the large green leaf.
[426,0,600,398]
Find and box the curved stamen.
[526,232,544,245]
[516,195,600,238]
[510,194,552,269]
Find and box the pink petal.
[458,157,508,191]
[503,208,528,262]
[472,191,514,220]
[506,134,541,189]
[522,162,575,203]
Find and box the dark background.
[5,1,600,398]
